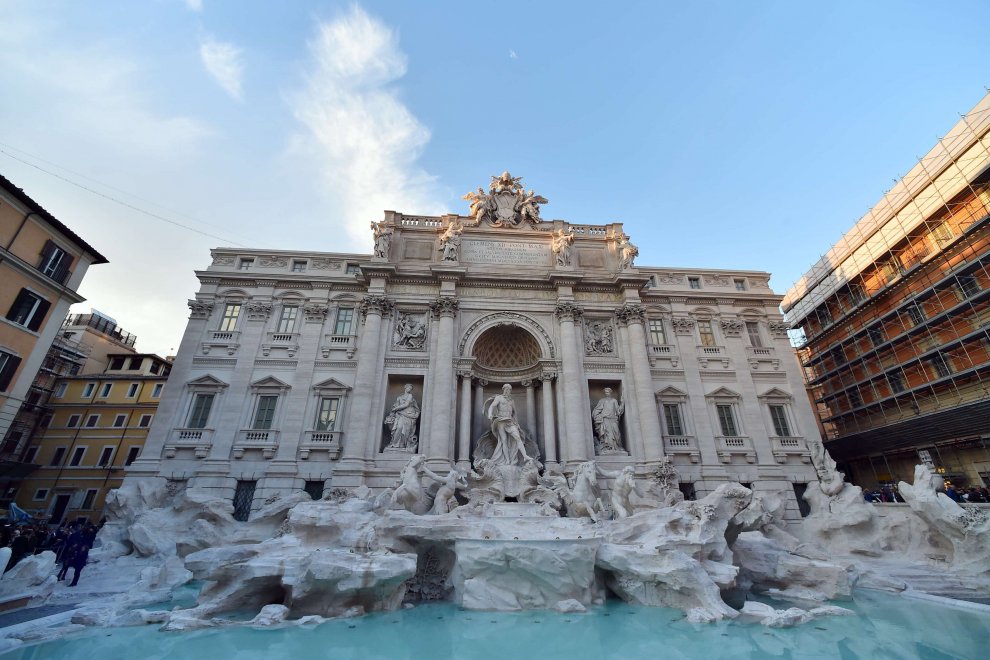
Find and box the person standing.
[68,544,89,587]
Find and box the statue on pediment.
[439,220,463,261]
[617,234,639,270]
[463,171,548,228]
[552,228,575,266]
[371,221,393,259]
[462,188,494,226]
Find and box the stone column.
[555,303,587,465]
[616,304,665,461]
[523,380,537,440]
[615,322,644,459]
[457,371,473,468]
[342,296,392,464]
[540,373,557,464]
[426,297,458,464]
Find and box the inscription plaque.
[461,240,550,266]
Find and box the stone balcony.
[232,429,279,459]
[746,345,780,370]
[164,428,214,459]
[298,430,343,460]
[262,332,300,357]
[321,334,357,358]
[697,345,730,369]
[647,344,680,368]
[715,435,756,463]
[201,330,240,356]
[770,436,811,464]
[663,435,699,463]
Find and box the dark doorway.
[233,480,257,521]
[50,494,71,523]
[792,483,811,517]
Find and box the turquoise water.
[5,591,989,660]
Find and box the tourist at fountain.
[66,544,90,587]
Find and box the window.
[33,488,49,501]
[149,361,161,375]
[252,395,279,430]
[928,353,952,379]
[817,305,833,328]
[277,306,299,333]
[880,259,901,283]
[39,414,52,429]
[98,383,112,398]
[23,447,38,464]
[128,357,143,370]
[931,221,953,246]
[662,403,684,436]
[232,480,257,522]
[109,357,126,370]
[112,414,127,428]
[125,446,141,465]
[98,447,114,466]
[50,447,66,466]
[905,304,925,327]
[85,414,99,428]
[847,283,866,306]
[315,396,340,431]
[848,388,863,408]
[152,383,164,398]
[648,319,666,345]
[688,277,701,290]
[887,370,906,394]
[734,279,747,291]
[0,350,20,392]
[239,258,254,270]
[66,414,81,428]
[768,405,792,436]
[716,404,738,436]
[138,414,153,428]
[126,383,139,398]
[334,308,354,335]
[292,260,307,273]
[69,447,85,466]
[345,264,360,275]
[304,480,324,500]
[82,382,96,398]
[81,489,98,510]
[38,240,73,283]
[868,325,885,348]
[830,345,846,366]
[219,303,241,331]
[958,275,980,299]
[6,289,50,331]
[187,393,215,429]
[745,322,763,347]
[55,382,68,398]
[697,320,716,347]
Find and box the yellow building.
[14,353,171,524]
[0,173,108,450]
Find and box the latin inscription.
[461,240,550,266]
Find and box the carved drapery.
[584,318,615,355]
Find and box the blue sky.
[1,0,988,354]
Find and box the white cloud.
[200,37,245,101]
[509,49,518,59]
[185,0,203,11]
[288,5,446,247]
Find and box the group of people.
[863,486,905,503]
[2,520,99,587]
[944,484,990,503]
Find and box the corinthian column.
[457,370,473,468]
[616,303,664,460]
[426,296,458,463]
[555,302,587,465]
[540,373,557,465]
[344,295,393,464]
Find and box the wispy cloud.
[509,49,518,59]
[288,5,445,246]
[200,36,245,101]
[185,0,203,12]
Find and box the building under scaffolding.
[782,92,990,490]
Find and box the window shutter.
[52,255,74,285]
[39,240,55,263]
[0,355,21,391]
[27,298,51,331]
[6,290,30,322]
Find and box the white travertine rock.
[552,599,587,613]
[733,531,851,601]
[250,604,290,626]
[0,551,56,594]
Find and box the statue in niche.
[552,228,575,267]
[438,220,463,261]
[371,221,392,259]
[390,455,445,514]
[617,234,639,270]
[585,320,614,354]
[592,388,626,454]
[384,384,421,451]
[485,384,531,466]
[394,313,427,350]
[596,465,644,519]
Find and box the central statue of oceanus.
[462,171,548,228]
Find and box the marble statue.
[563,461,606,521]
[390,455,446,514]
[464,172,548,227]
[552,228,575,266]
[484,384,531,466]
[597,465,644,519]
[617,234,639,270]
[491,171,523,193]
[592,388,625,454]
[394,314,427,350]
[371,221,392,259]
[439,220,463,261]
[384,385,420,451]
[517,189,548,224]
[429,469,468,515]
[462,188,493,225]
[585,320,614,354]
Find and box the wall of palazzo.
[127,211,818,521]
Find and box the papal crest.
[462,171,548,228]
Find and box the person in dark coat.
[57,543,77,581]
[68,544,89,587]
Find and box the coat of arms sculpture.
[462,171,548,228]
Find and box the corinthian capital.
[614,304,646,326]
[187,300,215,320]
[360,295,394,320]
[430,296,459,318]
[554,302,584,322]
